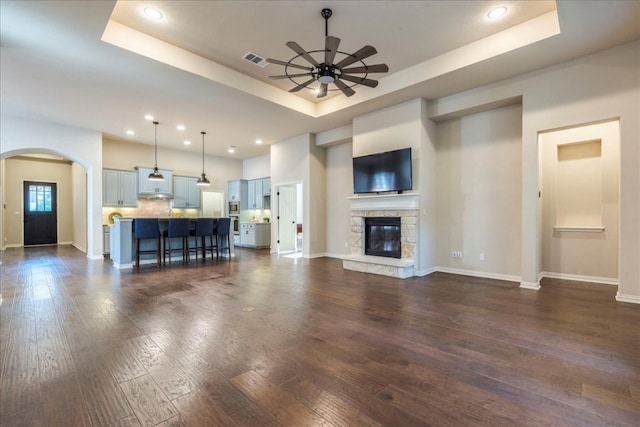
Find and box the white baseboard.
[436,266,521,283]
[520,281,542,290]
[5,244,22,248]
[112,262,133,269]
[72,242,87,253]
[540,271,618,286]
[615,293,640,304]
[414,267,437,277]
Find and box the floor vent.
[242,52,269,68]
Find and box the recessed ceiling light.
[228,146,236,153]
[488,6,507,19]
[144,114,154,121]
[176,125,185,131]
[143,7,163,20]
[126,130,135,136]
[183,140,191,145]
[256,139,263,145]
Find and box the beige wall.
[0,116,103,258]
[540,120,619,281]
[427,41,639,300]
[4,157,73,246]
[435,104,523,278]
[325,142,353,256]
[270,133,327,257]
[243,154,270,180]
[71,163,87,251]
[103,137,243,192]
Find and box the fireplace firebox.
[364,217,401,258]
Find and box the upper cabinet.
[228,179,248,210]
[262,178,271,196]
[103,169,137,207]
[172,176,200,208]
[247,179,263,209]
[137,167,173,197]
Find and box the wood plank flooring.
[0,245,638,426]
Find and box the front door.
[23,181,58,246]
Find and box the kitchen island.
[109,217,233,269]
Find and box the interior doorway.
[201,190,225,217]
[276,182,304,256]
[538,119,620,284]
[23,181,58,246]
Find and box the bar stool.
[189,217,215,261]
[216,217,231,259]
[133,218,161,269]
[163,218,190,264]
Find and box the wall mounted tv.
[353,147,412,194]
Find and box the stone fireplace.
[343,193,419,278]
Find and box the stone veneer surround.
[343,194,419,278]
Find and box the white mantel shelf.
[348,193,420,210]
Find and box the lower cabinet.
[239,222,270,248]
[103,225,111,255]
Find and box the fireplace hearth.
[365,217,401,258]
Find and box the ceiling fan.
[267,8,389,98]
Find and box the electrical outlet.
[451,251,457,258]
[479,253,485,261]
[457,251,463,259]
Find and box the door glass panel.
[28,184,53,212]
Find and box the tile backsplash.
[102,199,199,224]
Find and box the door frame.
[274,181,303,255]
[22,179,60,246]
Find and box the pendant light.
[196,131,211,186]
[148,121,165,181]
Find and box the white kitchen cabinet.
[137,166,173,197]
[247,179,264,209]
[240,222,270,248]
[103,169,137,207]
[228,179,248,210]
[172,176,200,208]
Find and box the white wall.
[270,133,326,257]
[435,104,523,279]
[427,41,639,300]
[325,142,353,256]
[103,137,243,192]
[0,116,103,259]
[72,162,87,252]
[540,120,619,281]
[243,154,270,180]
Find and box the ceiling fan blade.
[289,78,316,93]
[324,36,340,66]
[334,79,355,97]
[341,64,389,74]
[269,73,314,80]
[317,83,328,98]
[266,58,313,71]
[335,45,377,69]
[286,41,320,67]
[339,74,379,88]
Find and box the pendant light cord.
[153,121,159,168]
[201,131,206,174]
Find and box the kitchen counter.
[238,222,271,248]
[109,217,233,269]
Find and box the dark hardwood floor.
[0,246,638,426]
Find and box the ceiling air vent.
[242,52,269,68]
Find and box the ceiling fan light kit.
[267,8,389,98]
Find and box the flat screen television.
[353,147,412,194]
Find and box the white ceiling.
[1,1,639,160]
